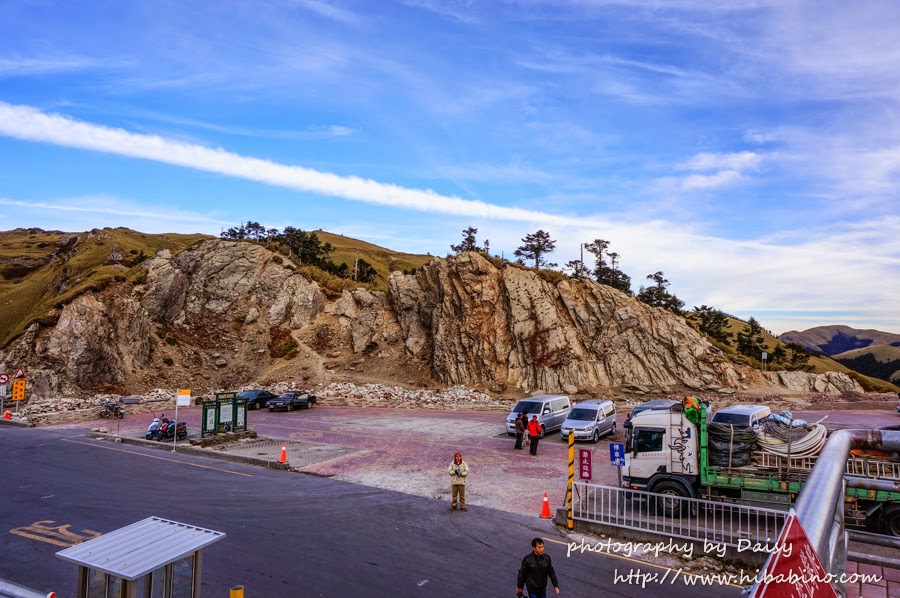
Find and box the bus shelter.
[56,517,225,598]
[200,392,247,438]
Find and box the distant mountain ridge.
[779,325,900,355]
[779,325,900,384]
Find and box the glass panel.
[107,575,123,598]
[173,555,195,598]
[150,567,166,598]
[86,569,108,598]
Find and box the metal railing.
[572,482,788,548]
[755,451,900,481]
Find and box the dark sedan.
[238,389,278,410]
[267,391,317,412]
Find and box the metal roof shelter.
[56,517,225,598]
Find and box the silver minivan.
[560,399,617,443]
[505,395,572,438]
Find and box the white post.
[173,400,178,452]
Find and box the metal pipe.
[845,476,900,492]
[794,429,900,559]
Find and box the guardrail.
[572,482,787,549]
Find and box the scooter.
[145,416,162,440]
[156,419,187,441]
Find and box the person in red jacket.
[527,415,541,456]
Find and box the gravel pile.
[314,382,508,410]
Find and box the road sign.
[12,379,26,401]
[13,368,25,380]
[176,389,192,407]
[610,443,625,467]
[755,510,837,598]
[0,373,8,384]
[578,448,593,481]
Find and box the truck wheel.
[592,430,601,444]
[539,425,545,439]
[880,504,900,537]
[654,481,689,517]
[608,422,617,437]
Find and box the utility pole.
[580,243,585,278]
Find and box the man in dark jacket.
[516,538,559,597]
[514,413,526,450]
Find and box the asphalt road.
[0,426,741,598]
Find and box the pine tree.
[636,272,684,314]
[514,230,556,270]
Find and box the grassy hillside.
[0,227,434,349]
[0,227,209,348]
[687,314,899,392]
[312,230,434,289]
[832,345,900,384]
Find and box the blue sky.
[1,1,898,336]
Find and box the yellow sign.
[11,378,25,401]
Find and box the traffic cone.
[3,410,9,420]
[539,493,552,519]
[278,444,287,464]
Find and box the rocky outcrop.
[761,370,863,394]
[373,252,740,392]
[0,240,826,401]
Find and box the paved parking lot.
[54,403,896,518]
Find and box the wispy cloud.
[0,196,232,226]
[0,56,123,76]
[294,0,365,26]
[0,102,586,226]
[679,151,764,172]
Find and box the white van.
[559,399,616,443]
[505,395,572,438]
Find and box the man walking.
[448,452,469,511]
[516,537,560,597]
[527,415,541,456]
[514,413,526,450]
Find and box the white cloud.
[0,102,586,227]
[678,170,744,190]
[679,151,764,172]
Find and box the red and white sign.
[755,510,837,598]
[578,448,593,481]
[0,374,8,384]
[13,368,25,380]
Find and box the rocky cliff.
[0,239,861,401]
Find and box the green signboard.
[200,392,248,438]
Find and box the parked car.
[238,389,278,410]
[267,391,317,412]
[560,399,617,443]
[710,404,771,428]
[505,395,571,438]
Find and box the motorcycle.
[99,399,124,419]
[155,418,187,441]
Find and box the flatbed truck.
[621,399,900,536]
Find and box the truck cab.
[622,401,700,507]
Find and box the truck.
[621,398,900,536]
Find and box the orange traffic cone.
[539,493,552,519]
[3,410,9,420]
[278,444,288,464]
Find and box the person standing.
[514,413,526,450]
[516,537,560,597]
[448,452,469,511]
[528,415,541,456]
